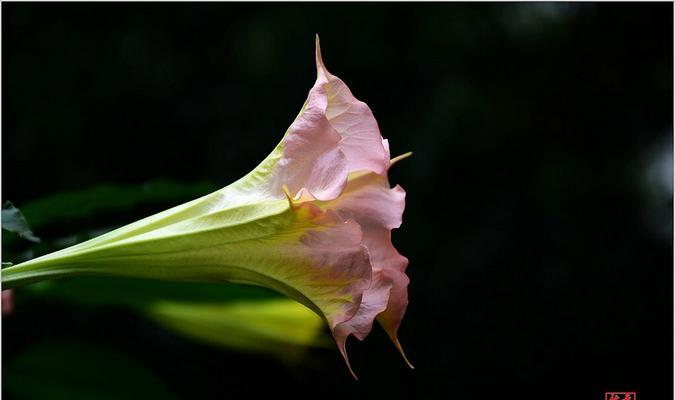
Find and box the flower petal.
[274,90,348,201]
[315,36,389,175]
[376,268,413,368]
[332,269,393,378]
[224,36,389,207]
[318,171,411,364]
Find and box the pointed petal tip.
[393,337,415,370]
[315,34,328,76]
[315,34,323,64]
[336,337,360,380]
[348,365,360,381]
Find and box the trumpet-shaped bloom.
[2,36,411,376]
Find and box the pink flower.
[277,37,412,375]
[4,36,411,377]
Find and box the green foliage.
[18,179,218,230]
[2,201,40,243]
[17,278,329,360]
[4,342,177,400]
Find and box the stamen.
[390,152,413,167]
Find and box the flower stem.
[2,256,92,289]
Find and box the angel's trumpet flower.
[2,36,412,377]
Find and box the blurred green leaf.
[149,299,330,359]
[17,278,330,360]
[4,342,177,400]
[19,179,218,230]
[2,201,40,243]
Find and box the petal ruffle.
[230,37,390,207]
[274,39,411,370]
[332,269,392,378]
[318,171,411,364]
[315,36,389,176]
[274,84,349,201]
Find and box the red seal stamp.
[605,392,637,400]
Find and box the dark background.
[3,3,673,399]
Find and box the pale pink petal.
[276,92,348,201]
[271,37,390,204]
[263,38,411,372]
[362,223,412,367]
[274,78,349,200]
[376,268,413,368]
[382,138,391,165]
[332,270,393,378]
[291,205,373,329]
[364,226,408,273]
[327,173,405,231]
[315,36,389,175]
[318,172,411,365]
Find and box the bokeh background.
[3,3,673,399]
